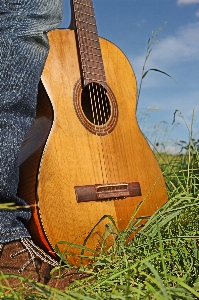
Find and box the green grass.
[2,108,199,299]
[1,144,199,299]
[2,117,199,298]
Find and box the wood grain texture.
[18,29,167,264]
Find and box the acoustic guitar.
[18,0,167,264]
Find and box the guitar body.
[18,29,167,264]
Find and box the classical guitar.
[18,0,167,264]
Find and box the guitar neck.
[71,0,106,87]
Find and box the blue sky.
[60,0,199,153]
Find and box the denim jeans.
[0,0,63,243]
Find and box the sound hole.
[73,79,118,136]
[81,83,111,125]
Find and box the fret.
[76,19,96,27]
[76,21,97,31]
[81,51,101,57]
[84,73,105,79]
[80,49,101,58]
[77,31,97,42]
[79,42,100,50]
[78,30,99,44]
[81,56,102,64]
[80,44,101,52]
[78,35,99,43]
[83,73,104,82]
[82,59,102,68]
[72,0,106,87]
[82,64,105,72]
[78,28,97,36]
[79,44,100,51]
[84,76,105,83]
[75,15,94,24]
[75,8,95,18]
[83,69,105,75]
[73,0,92,9]
[81,57,103,68]
[82,58,103,64]
[77,25,97,36]
[81,55,103,67]
[74,9,95,19]
[83,74,105,82]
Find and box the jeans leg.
[0,0,63,243]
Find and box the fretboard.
[72,0,106,87]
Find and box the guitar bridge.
[75,182,141,203]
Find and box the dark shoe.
[0,239,56,285]
[0,239,88,290]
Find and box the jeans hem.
[0,229,31,244]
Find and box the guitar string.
[82,0,117,185]
[92,83,108,185]
[74,1,108,185]
[83,1,117,187]
[74,0,117,232]
[94,82,114,185]
[74,0,118,186]
[97,83,116,185]
[91,81,118,187]
[89,82,108,184]
[76,0,110,185]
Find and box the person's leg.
[0,0,63,278]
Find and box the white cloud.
[131,22,199,84]
[177,0,199,4]
[196,8,199,16]
[152,23,199,63]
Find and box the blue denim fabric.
[0,0,63,243]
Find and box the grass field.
[1,120,199,299]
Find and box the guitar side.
[18,29,167,262]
